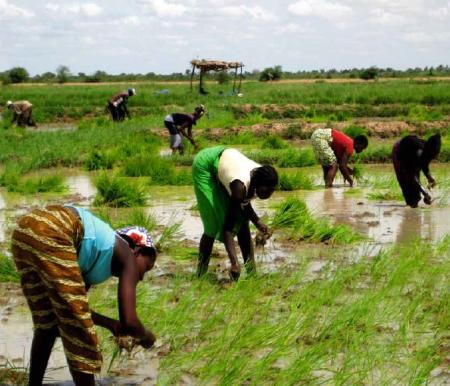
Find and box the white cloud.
[46,2,102,17]
[402,31,449,44]
[275,22,313,35]
[0,0,34,20]
[428,2,450,20]
[146,0,187,17]
[288,0,353,20]
[369,8,408,25]
[217,5,276,21]
[121,15,141,26]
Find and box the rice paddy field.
[0,79,449,385]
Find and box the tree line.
[1,64,449,84]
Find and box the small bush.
[94,173,147,207]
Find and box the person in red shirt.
[311,128,368,188]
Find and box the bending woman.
[11,205,157,386]
[311,128,368,188]
[193,146,278,280]
[392,134,441,207]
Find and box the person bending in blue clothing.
[11,205,157,386]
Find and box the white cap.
[6,101,13,107]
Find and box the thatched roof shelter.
[190,59,244,94]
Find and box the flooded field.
[0,163,448,385]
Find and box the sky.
[0,0,449,75]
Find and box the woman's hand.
[230,263,241,281]
[139,329,156,349]
[427,177,436,189]
[256,220,270,235]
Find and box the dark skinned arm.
[178,122,196,146]
[115,238,155,347]
[338,152,354,187]
[421,162,436,187]
[91,311,121,335]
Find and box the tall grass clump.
[278,171,314,191]
[0,167,66,194]
[261,135,289,149]
[92,237,449,385]
[0,254,19,282]
[270,197,362,243]
[122,156,193,186]
[94,173,147,207]
[343,124,368,138]
[84,150,117,170]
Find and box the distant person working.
[392,134,441,207]
[164,105,205,154]
[311,128,368,188]
[6,100,37,127]
[108,88,136,121]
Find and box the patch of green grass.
[122,155,192,186]
[94,173,147,207]
[270,197,362,243]
[278,171,314,191]
[90,237,449,384]
[84,150,117,170]
[261,135,289,149]
[0,254,19,282]
[0,166,66,194]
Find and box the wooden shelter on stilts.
[190,60,244,95]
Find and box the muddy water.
[0,166,448,384]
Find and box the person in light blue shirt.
[11,204,157,386]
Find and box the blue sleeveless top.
[70,206,116,285]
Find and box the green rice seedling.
[128,208,158,231]
[155,219,183,252]
[261,135,289,149]
[90,237,449,385]
[270,197,362,243]
[343,124,367,138]
[18,175,66,194]
[276,148,316,168]
[0,253,19,282]
[84,150,117,170]
[367,189,403,201]
[278,171,314,191]
[94,173,147,207]
[0,166,66,194]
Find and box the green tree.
[56,65,71,84]
[259,65,283,82]
[7,67,29,83]
[360,67,379,80]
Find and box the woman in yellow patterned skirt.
[11,205,157,386]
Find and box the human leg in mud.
[324,163,338,188]
[237,221,256,275]
[197,233,215,277]
[108,102,119,121]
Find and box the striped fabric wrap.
[11,205,102,375]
